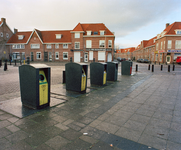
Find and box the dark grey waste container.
[65,63,88,93]
[121,61,132,75]
[107,62,118,81]
[90,62,107,86]
[19,64,50,109]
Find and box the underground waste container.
[107,62,118,81]
[121,61,132,75]
[65,62,88,93]
[19,64,50,109]
[90,62,107,86]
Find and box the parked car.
[137,59,141,62]
[176,56,181,64]
[117,57,126,62]
[143,59,149,63]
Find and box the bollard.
[136,64,138,72]
[70,57,72,62]
[159,62,160,65]
[148,64,150,70]
[168,65,170,72]
[173,64,175,71]
[15,60,16,66]
[161,65,163,71]
[155,61,156,64]
[4,60,7,71]
[27,57,30,64]
[10,60,11,65]
[152,65,154,72]
[24,60,25,64]
[63,71,66,83]
[166,62,167,65]
[93,58,95,62]
[0,59,2,67]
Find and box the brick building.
[119,47,135,60]
[6,23,115,62]
[0,18,13,59]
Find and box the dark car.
[117,57,126,62]
[143,59,149,63]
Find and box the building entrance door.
[31,52,34,61]
[44,52,48,61]
[84,52,88,62]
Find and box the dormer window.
[175,30,181,34]
[18,35,24,40]
[94,31,98,35]
[75,33,80,38]
[100,31,105,35]
[56,34,62,39]
[87,31,91,35]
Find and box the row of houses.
[116,22,181,64]
[0,18,115,63]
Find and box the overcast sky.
[1,0,181,48]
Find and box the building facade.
[6,23,115,63]
[0,18,13,59]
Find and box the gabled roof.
[7,31,32,44]
[7,29,71,44]
[120,47,135,53]
[164,22,181,35]
[72,23,114,36]
[145,36,157,48]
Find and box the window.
[55,44,59,49]
[176,30,181,34]
[167,40,172,49]
[63,52,68,60]
[63,44,68,49]
[161,42,163,50]
[75,42,80,49]
[0,32,3,37]
[108,40,112,48]
[46,44,52,49]
[98,51,105,60]
[175,40,181,49]
[55,52,59,60]
[99,40,105,48]
[12,44,25,49]
[89,51,93,60]
[100,31,104,35]
[94,31,98,35]
[31,44,40,49]
[56,34,61,39]
[6,33,9,38]
[18,35,24,40]
[87,31,91,35]
[75,33,80,38]
[156,43,158,50]
[86,40,92,48]
[36,52,41,59]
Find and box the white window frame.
[167,40,172,49]
[36,52,41,59]
[87,31,91,35]
[86,40,92,48]
[108,40,112,48]
[98,51,105,61]
[55,44,59,49]
[46,44,52,49]
[63,43,68,49]
[56,34,61,39]
[63,52,68,60]
[55,52,59,60]
[175,40,181,49]
[18,35,24,40]
[75,42,80,49]
[99,40,105,48]
[31,44,40,49]
[75,33,80,38]
[100,31,105,35]
[12,44,25,49]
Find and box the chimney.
[166,23,170,28]
[1,18,6,24]
[14,28,18,34]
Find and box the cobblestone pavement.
[0,62,181,150]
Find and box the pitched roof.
[164,22,181,35]
[7,30,71,44]
[145,36,157,47]
[72,23,114,35]
[120,47,135,53]
[7,31,32,44]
